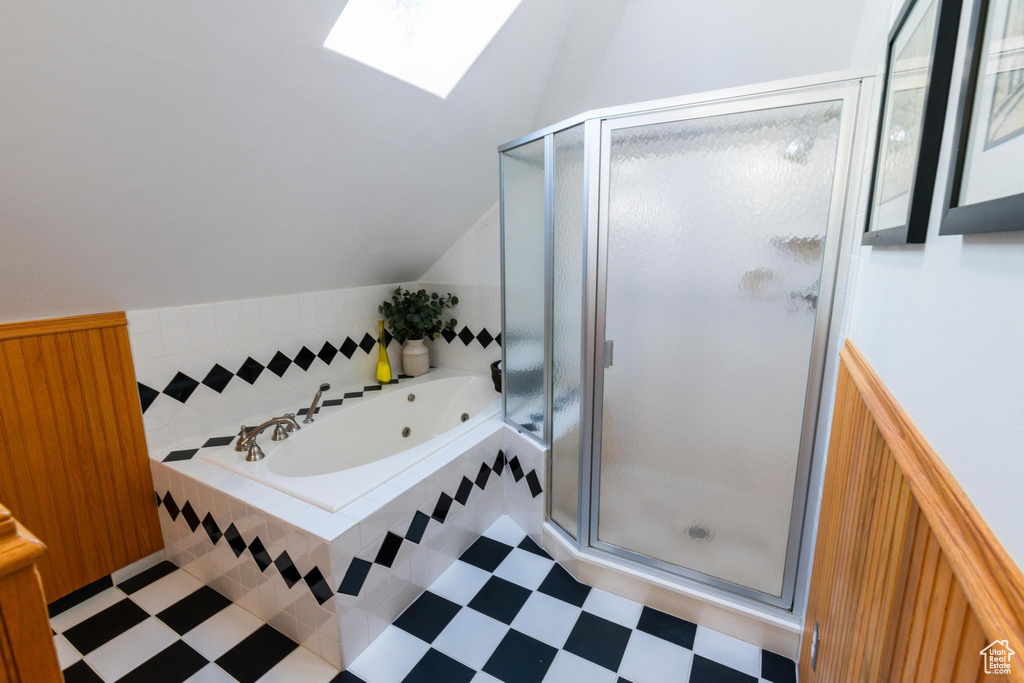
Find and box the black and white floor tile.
[50,516,796,683]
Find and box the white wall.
[848,0,1024,567]
[420,203,501,287]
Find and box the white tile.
[50,586,124,632]
[53,633,81,669]
[432,607,508,670]
[482,515,527,546]
[182,604,264,660]
[347,625,429,683]
[163,327,193,354]
[582,588,643,629]
[160,307,190,330]
[509,591,581,649]
[185,663,237,683]
[472,673,502,683]
[127,309,162,334]
[692,626,761,678]
[492,548,555,591]
[617,630,694,683]
[543,650,618,683]
[112,550,167,584]
[130,569,204,614]
[85,617,178,681]
[428,560,491,605]
[257,645,340,683]
[188,304,216,327]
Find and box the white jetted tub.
[202,368,500,511]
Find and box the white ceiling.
[0,0,575,321]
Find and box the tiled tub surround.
[128,281,501,453]
[151,420,546,669]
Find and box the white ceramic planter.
[402,338,430,377]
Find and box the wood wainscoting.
[0,313,162,601]
[801,342,1024,682]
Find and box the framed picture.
[941,0,1024,235]
[863,0,963,245]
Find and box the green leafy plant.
[379,287,458,343]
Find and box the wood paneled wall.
[0,313,162,601]
[801,342,1024,682]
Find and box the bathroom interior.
[1,0,1022,681]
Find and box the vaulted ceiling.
[0,0,880,322]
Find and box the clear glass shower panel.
[551,125,586,538]
[597,102,843,597]
[501,139,546,438]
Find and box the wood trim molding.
[0,312,127,342]
[841,341,1024,663]
[0,504,46,580]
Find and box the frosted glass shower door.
[593,90,854,602]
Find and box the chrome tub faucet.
[235,414,301,462]
[304,383,330,424]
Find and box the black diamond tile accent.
[508,456,525,482]
[274,551,302,588]
[475,462,491,489]
[454,476,473,506]
[162,493,180,521]
[383,329,394,346]
[294,346,316,371]
[340,337,359,359]
[394,591,461,643]
[363,384,382,391]
[163,372,200,404]
[63,598,148,654]
[476,328,494,348]
[635,605,696,649]
[359,333,376,353]
[406,511,430,544]
[266,351,292,378]
[761,650,797,683]
[248,537,273,572]
[691,655,758,683]
[199,367,231,396]
[563,611,632,671]
[537,564,591,607]
[304,567,334,606]
[460,536,514,573]
[344,391,363,399]
[181,501,201,532]
[61,660,103,683]
[296,407,320,416]
[201,513,222,545]
[458,326,475,346]
[138,383,159,412]
[118,639,208,683]
[404,648,475,683]
[493,450,505,475]
[163,449,198,463]
[203,435,235,448]
[526,470,543,498]
[318,341,338,365]
[156,585,232,635]
[441,328,457,343]
[216,623,298,683]
[431,492,454,523]
[323,398,344,407]
[331,673,366,683]
[483,629,557,683]
[338,558,373,596]
[518,536,552,560]
[374,532,404,568]
[468,576,531,624]
[496,333,502,346]
[224,523,247,557]
[49,574,113,618]
[116,560,176,595]
[236,357,265,385]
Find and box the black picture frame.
[863,0,963,245]
[941,0,1024,235]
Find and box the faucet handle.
[235,425,250,452]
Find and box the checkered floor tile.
[49,516,797,683]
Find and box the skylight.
[323,0,523,99]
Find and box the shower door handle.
[603,340,614,368]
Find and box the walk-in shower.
[499,73,872,610]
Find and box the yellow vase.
[376,319,392,384]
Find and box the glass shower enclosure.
[499,74,869,609]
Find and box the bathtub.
[201,368,500,512]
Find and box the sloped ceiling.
[0,0,575,321]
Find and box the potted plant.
[379,287,458,377]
